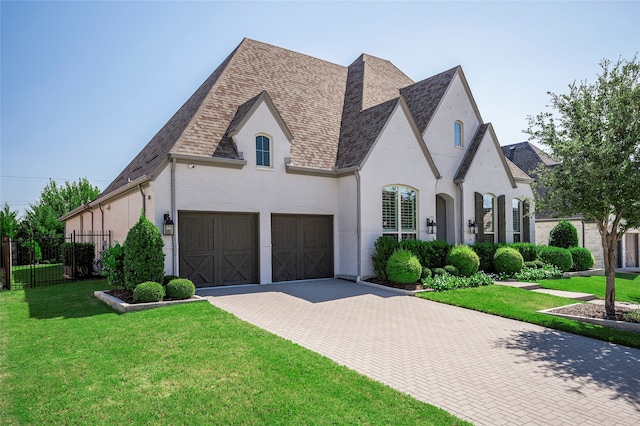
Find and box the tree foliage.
[21,178,100,237]
[527,55,640,317]
[0,203,19,238]
[548,220,579,249]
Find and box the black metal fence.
[1,231,111,290]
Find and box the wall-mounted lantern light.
[426,216,437,234]
[468,218,477,234]
[163,213,174,236]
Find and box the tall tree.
[527,56,640,318]
[22,178,101,238]
[0,202,20,238]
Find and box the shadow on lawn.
[497,328,640,411]
[23,280,114,320]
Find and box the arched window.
[483,193,496,242]
[256,135,271,167]
[454,121,463,147]
[512,199,522,242]
[382,185,417,241]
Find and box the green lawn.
[539,273,640,303]
[0,281,467,425]
[417,285,640,349]
[11,263,65,286]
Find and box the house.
[62,39,535,286]
[502,141,640,269]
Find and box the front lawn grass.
[417,285,640,349]
[0,280,467,425]
[539,272,640,303]
[11,263,64,286]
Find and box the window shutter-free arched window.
[256,135,271,167]
[454,121,463,147]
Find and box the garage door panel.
[179,212,258,287]
[272,214,333,282]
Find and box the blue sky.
[1,1,639,217]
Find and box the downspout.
[355,170,362,281]
[581,219,586,248]
[98,203,105,235]
[138,184,146,215]
[171,157,177,275]
[458,182,465,244]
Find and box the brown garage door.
[272,214,333,282]
[179,212,258,287]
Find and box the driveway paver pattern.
[199,279,640,425]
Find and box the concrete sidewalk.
[199,279,640,425]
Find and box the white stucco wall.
[358,103,438,277]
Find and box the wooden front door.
[272,214,333,282]
[179,212,258,287]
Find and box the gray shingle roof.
[99,39,469,198]
[501,141,559,179]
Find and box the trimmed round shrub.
[166,278,196,300]
[524,261,537,269]
[123,214,166,291]
[372,236,399,280]
[533,260,544,269]
[444,265,459,276]
[493,247,524,274]
[163,275,180,286]
[447,245,480,277]
[386,249,422,284]
[568,247,595,271]
[133,281,165,302]
[549,220,579,249]
[537,246,573,272]
[421,267,432,279]
[432,267,446,276]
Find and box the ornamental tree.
[527,55,640,318]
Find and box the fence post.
[2,237,11,290]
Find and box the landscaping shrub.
[163,275,180,286]
[386,249,422,284]
[102,242,125,288]
[421,240,452,269]
[533,260,544,269]
[372,236,398,280]
[549,220,579,248]
[493,247,524,275]
[513,265,563,281]
[166,278,196,300]
[62,242,95,278]
[423,271,493,292]
[421,267,432,279]
[23,238,43,264]
[432,267,446,276]
[444,265,459,276]
[471,242,500,272]
[568,247,595,271]
[623,310,640,324]
[446,245,480,277]
[537,246,573,272]
[133,281,165,302]
[524,261,537,269]
[123,213,166,291]
[509,242,538,261]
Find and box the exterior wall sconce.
[468,218,478,234]
[426,216,437,234]
[163,213,174,236]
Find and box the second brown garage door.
[179,212,258,287]
[272,214,333,282]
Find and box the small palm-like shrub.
[447,245,480,277]
[133,281,165,302]
[444,265,459,276]
[568,247,595,271]
[166,278,196,300]
[537,246,573,272]
[549,220,579,248]
[493,247,524,275]
[421,267,432,279]
[386,249,422,284]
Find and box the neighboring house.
[502,141,640,269]
[62,38,534,286]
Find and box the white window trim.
[382,185,418,241]
[255,133,273,169]
[454,120,464,148]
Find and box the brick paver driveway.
[198,279,640,425]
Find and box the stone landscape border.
[540,303,640,333]
[94,290,207,313]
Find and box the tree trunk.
[602,232,617,319]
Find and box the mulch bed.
[365,278,425,291]
[105,289,196,304]
[549,303,639,323]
